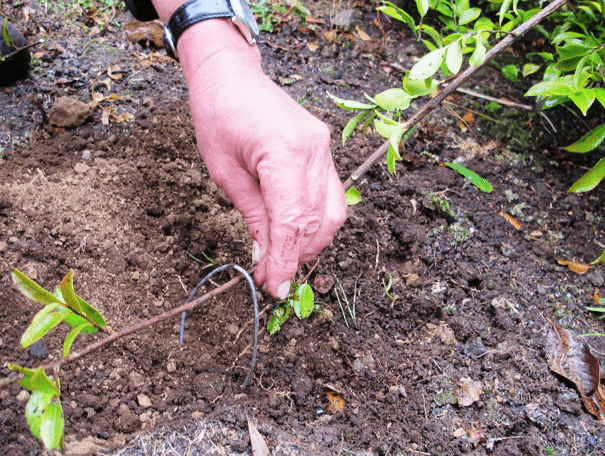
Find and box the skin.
[152,1,347,298]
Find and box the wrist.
[178,19,262,78]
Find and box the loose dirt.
[1,2,605,455]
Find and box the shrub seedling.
[267,282,316,334]
[7,269,109,452]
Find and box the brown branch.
[1,269,250,389]
[343,0,570,190]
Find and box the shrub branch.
[343,0,570,190]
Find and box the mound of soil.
[1,2,604,455]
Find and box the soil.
[1,1,605,455]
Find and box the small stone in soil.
[30,340,49,358]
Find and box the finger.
[299,163,346,263]
[256,156,309,298]
[205,156,270,271]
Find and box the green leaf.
[374,88,412,111]
[528,52,553,61]
[389,127,406,157]
[403,74,438,96]
[77,297,107,328]
[498,0,513,24]
[568,158,605,193]
[525,79,574,97]
[40,399,64,451]
[468,39,486,66]
[292,283,314,319]
[26,391,54,440]
[267,303,291,335]
[501,64,519,82]
[420,24,442,47]
[21,305,73,348]
[473,17,494,31]
[377,3,416,31]
[522,63,540,77]
[409,47,447,80]
[569,89,595,116]
[3,19,15,48]
[435,1,453,17]
[7,365,59,396]
[63,323,92,358]
[573,55,590,89]
[63,313,98,333]
[345,186,362,206]
[445,40,463,74]
[459,7,480,25]
[553,33,589,46]
[374,119,398,139]
[386,145,401,175]
[454,0,469,16]
[57,271,82,314]
[327,92,376,111]
[595,88,605,109]
[416,0,429,16]
[591,248,605,265]
[342,111,369,145]
[12,270,63,306]
[445,162,493,192]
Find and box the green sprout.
[267,282,316,334]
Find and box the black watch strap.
[163,0,236,61]
[124,0,159,22]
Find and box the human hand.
[177,20,346,298]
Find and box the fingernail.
[252,240,261,264]
[277,280,291,300]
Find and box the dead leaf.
[124,20,164,48]
[247,417,270,456]
[324,31,337,43]
[546,321,605,422]
[557,259,591,274]
[456,377,482,407]
[101,107,111,126]
[325,391,345,413]
[461,111,475,124]
[467,428,487,444]
[594,290,603,304]
[307,42,320,52]
[452,427,467,438]
[499,211,521,230]
[91,92,105,104]
[355,26,374,41]
[107,66,123,80]
[313,274,334,294]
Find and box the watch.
[163,0,260,61]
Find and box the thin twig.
[343,0,569,190]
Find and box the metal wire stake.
[179,264,259,390]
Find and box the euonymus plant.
[7,270,109,452]
[267,282,316,334]
[331,0,604,259]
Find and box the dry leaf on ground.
[325,391,345,413]
[456,377,482,407]
[556,259,591,274]
[499,211,521,230]
[545,321,605,422]
[247,417,271,456]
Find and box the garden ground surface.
[1,1,605,455]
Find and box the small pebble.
[16,390,30,403]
